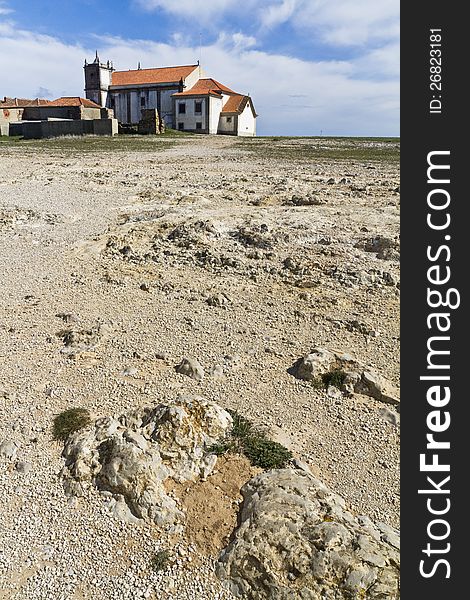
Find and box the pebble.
[0,440,19,460]
[15,461,33,474]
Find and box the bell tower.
[84,51,114,107]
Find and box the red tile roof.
[221,94,257,117]
[173,78,235,97]
[221,94,246,113]
[47,97,101,108]
[1,97,52,108]
[111,65,198,87]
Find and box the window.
[195,101,202,114]
[196,122,202,130]
[178,103,186,114]
[178,122,184,130]
[141,97,146,107]
[226,116,232,123]
[110,98,115,109]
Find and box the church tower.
[84,52,114,107]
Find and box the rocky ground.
[0,135,400,599]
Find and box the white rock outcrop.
[61,396,232,526]
[294,348,400,408]
[217,468,400,599]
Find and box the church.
[84,53,257,136]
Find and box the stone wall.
[137,109,164,134]
[23,106,102,121]
[9,118,118,139]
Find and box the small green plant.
[151,549,171,572]
[209,409,293,470]
[207,440,235,456]
[311,377,326,390]
[243,436,293,469]
[229,410,254,439]
[52,407,92,441]
[321,369,347,389]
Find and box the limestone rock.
[217,469,400,599]
[294,347,335,381]
[15,461,32,474]
[377,407,400,427]
[57,323,110,356]
[293,348,400,408]
[0,439,19,460]
[61,396,232,525]
[175,357,205,381]
[206,293,231,307]
[209,364,225,379]
[355,235,400,261]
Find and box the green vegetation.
[321,368,347,389]
[236,136,400,163]
[0,135,22,143]
[1,133,399,162]
[52,407,92,441]
[242,436,293,470]
[311,368,348,391]
[151,549,171,572]
[0,131,191,153]
[231,410,255,439]
[208,409,293,470]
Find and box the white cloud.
[0,21,87,99]
[275,0,399,47]
[260,0,298,29]
[218,32,258,50]
[0,1,12,16]
[135,0,252,21]
[353,42,399,79]
[137,0,399,48]
[0,21,398,136]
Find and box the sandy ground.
[0,135,399,599]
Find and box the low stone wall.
[138,109,164,135]
[8,118,118,139]
[23,106,102,121]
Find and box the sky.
[0,0,399,136]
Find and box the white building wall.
[209,96,223,134]
[237,101,256,136]
[184,66,204,92]
[100,68,112,88]
[99,68,112,107]
[217,115,236,134]
[175,97,207,131]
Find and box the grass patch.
[151,549,171,572]
[208,440,234,456]
[310,368,348,390]
[208,409,293,469]
[53,407,92,441]
[1,135,22,144]
[0,133,190,153]
[236,136,399,163]
[231,411,255,439]
[321,369,347,389]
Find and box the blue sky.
[0,0,399,136]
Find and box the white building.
[84,53,257,136]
